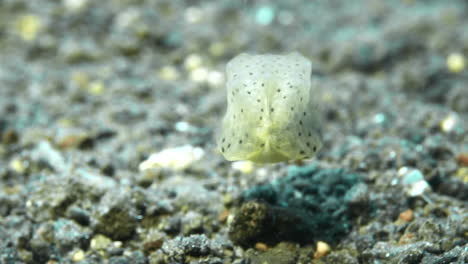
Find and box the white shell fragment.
[398,167,431,197]
[218,52,322,163]
[139,145,205,171]
[231,160,254,174]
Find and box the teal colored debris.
[232,165,365,246]
[255,6,275,26]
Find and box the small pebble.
[207,71,224,87]
[190,67,209,83]
[446,53,465,73]
[57,132,88,149]
[209,42,225,56]
[15,14,42,41]
[158,66,179,81]
[72,250,85,262]
[439,114,457,133]
[184,7,203,24]
[256,6,275,26]
[174,122,196,133]
[184,54,203,70]
[113,241,123,248]
[456,153,468,166]
[399,209,414,222]
[231,161,254,174]
[64,0,89,12]
[90,234,112,251]
[218,210,230,223]
[9,159,26,174]
[398,167,431,197]
[88,81,104,95]
[314,241,331,259]
[373,113,386,124]
[255,242,268,251]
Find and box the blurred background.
[0,0,467,263]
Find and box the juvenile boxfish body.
[218,52,322,163]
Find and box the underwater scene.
[0,0,467,263]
